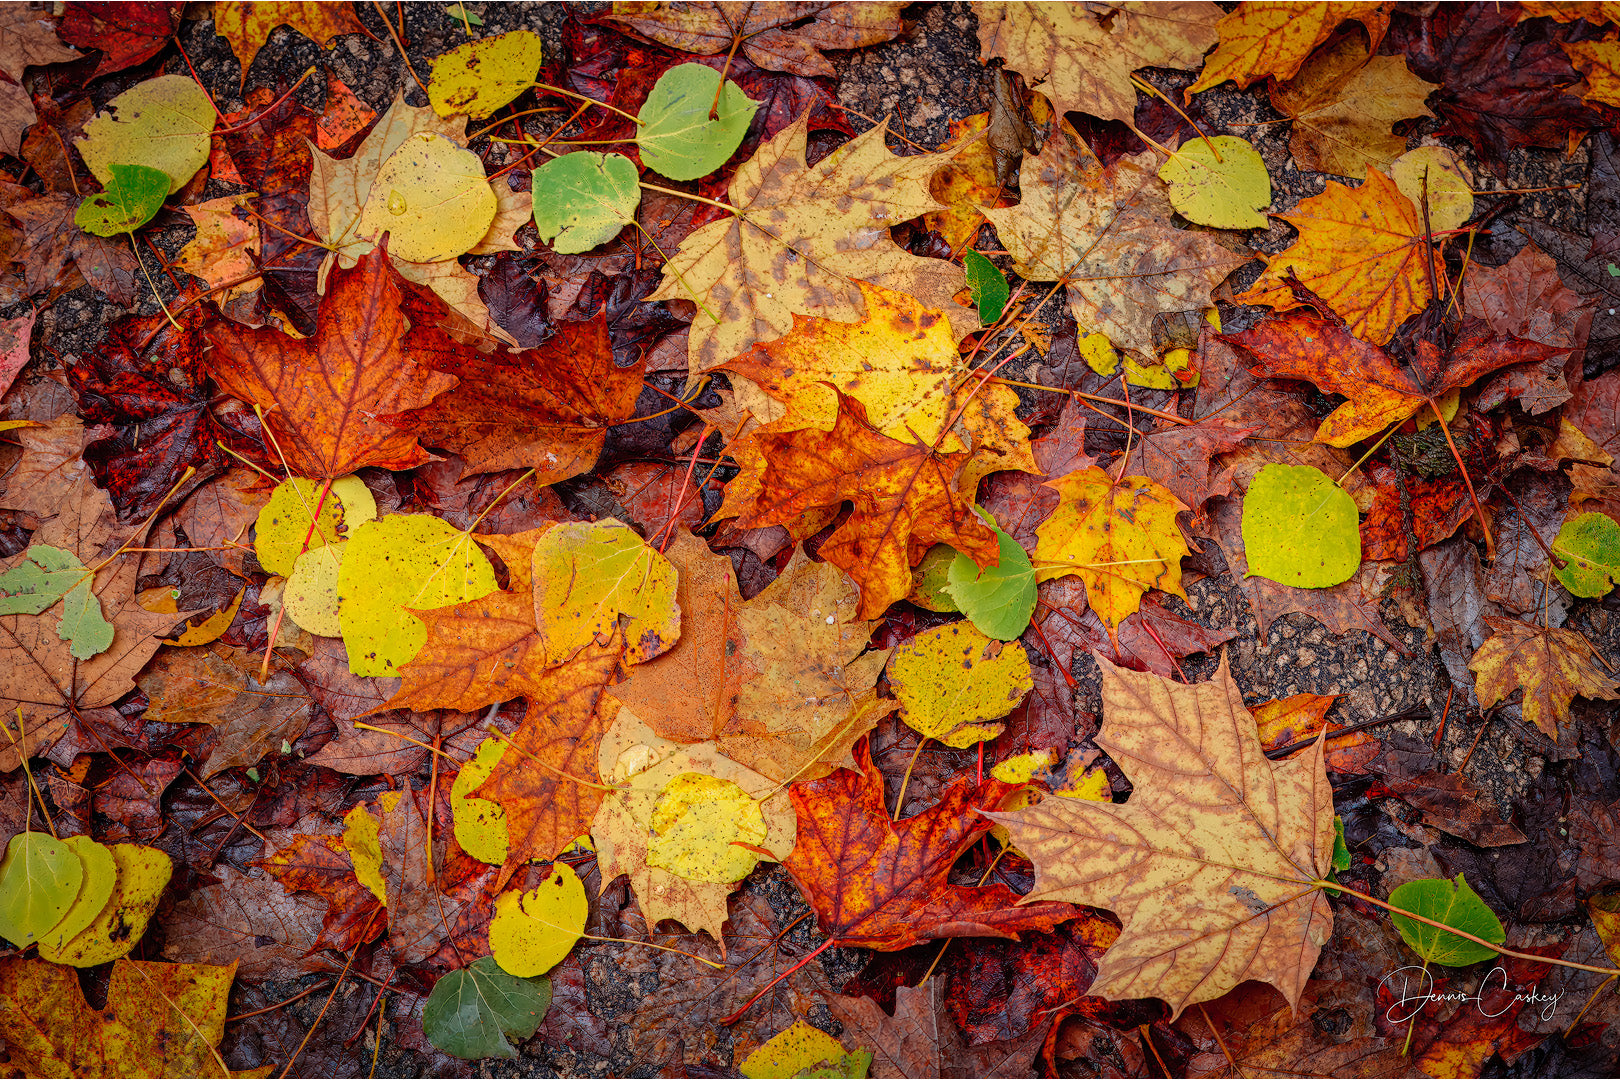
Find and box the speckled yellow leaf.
[532,519,680,667]
[428,30,544,119]
[647,772,769,884]
[888,622,1032,748]
[343,799,388,904]
[36,836,117,955]
[254,475,376,577]
[36,844,173,967]
[356,133,496,263]
[452,736,510,866]
[76,74,214,194]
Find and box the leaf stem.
[636,180,739,215]
[988,378,1192,426]
[1130,75,1221,161]
[1424,396,1494,560]
[716,937,835,1025]
[526,81,644,125]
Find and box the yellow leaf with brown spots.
[992,654,1336,1019]
[1031,467,1190,634]
[1187,1,1390,95]
[1469,617,1620,747]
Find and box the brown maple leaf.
[209,249,457,478]
[1469,617,1620,747]
[784,743,1075,952]
[828,979,1055,1079]
[993,655,1337,1019]
[740,391,998,620]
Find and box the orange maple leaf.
[740,391,999,620]
[1187,1,1390,95]
[1236,167,1436,346]
[209,249,456,478]
[213,2,368,84]
[784,744,1077,951]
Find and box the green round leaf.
[428,30,544,119]
[1158,135,1271,230]
[1241,463,1361,588]
[0,544,88,616]
[908,543,961,613]
[532,151,642,254]
[74,163,169,237]
[944,524,1036,641]
[0,832,83,949]
[422,956,551,1060]
[77,74,214,194]
[637,63,759,181]
[1388,873,1505,967]
[964,250,1009,325]
[1552,511,1620,598]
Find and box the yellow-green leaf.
[888,622,1032,748]
[428,29,544,119]
[36,844,171,966]
[37,836,117,954]
[356,132,497,263]
[284,543,346,636]
[452,736,510,866]
[343,799,388,904]
[488,862,587,977]
[741,1020,871,1079]
[76,74,214,194]
[254,475,375,577]
[1390,146,1473,234]
[0,832,82,949]
[1158,135,1270,230]
[532,519,681,666]
[337,514,500,676]
[646,772,768,884]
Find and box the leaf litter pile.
[13,1,1620,1076]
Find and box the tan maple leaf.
[604,1,905,78]
[1270,36,1436,179]
[0,7,79,82]
[1469,617,1620,746]
[992,655,1337,1019]
[647,113,972,375]
[983,125,1247,359]
[977,1,1222,124]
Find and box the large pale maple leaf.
[982,125,1247,360]
[992,655,1337,1019]
[1226,309,1568,446]
[784,743,1076,951]
[646,113,970,375]
[208,249,456,478]
[739,392,999,620]
[977,1,1222,124]
[1269,36,1436,180]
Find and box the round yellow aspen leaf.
[1158,135,1271,230]
[646,773,768,884]
[76,74,215,194]
[343,799,389,904]
[452,736,510,866]
[337,513,499,677]
[285,542,345,637]
[888,622,1033,748]
[488,862,588,977]
[1390,146,1473,234]
[254,475,376,577]
[741,1020,870,1080]
[358,132,498,263]
[428,30,544,119]
[532,519,681,666]
[37,843,172,967]
[37,836,118,954]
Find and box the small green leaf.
[963,251,1009,325]
[637,63,759,181]
[1158,135,1270,230]
[944,520,1036,640]
[1241,463,1361,588]
[59,574,114,660]
[1552,511,1620,598]
[444,4,484,26]
[422,956,551,1060]
[532,151,642,254]
[74,163,168,237]
[1389,874,1505,967]
[0,832,84,949]
[0,545,87,616]
[1332,816,1351,873]
[909,544,961,613]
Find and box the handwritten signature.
[1378,966,1564,1023]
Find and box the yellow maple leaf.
[1187,1,1390,96]
[1564,41,1620,109]
[1031,467,1190,633]
[1469,617,1620,747]
[214,1,367,84]
[1236,166,1436,346]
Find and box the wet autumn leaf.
[209,250,457,478]
[1187,1,1389,95]
[161,864,327,980]
[604,1,906,78]
[428,30,546,119]
[531,519,680,666]
[977,1,1222,125]
[136,646,313,778]
[1270,34,1436,179]
[993,655,1336,1018]
[258,827,384,954]
[0,956,240,1077]
[1463,241,1593,415]
[741,391,999,620]
[1228,309,1565,445]
[1469,616,1620,745]
[784,742,1074,951]
[890,622,1032,748]
[57,1,179,78]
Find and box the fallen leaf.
[57,1,179,78]
[1469,616,1620,746]
[827,977,1052,1078]
[983,125,1247,360]
[213,1,366,82]
[993,655,1336,1018]
[785,742,1074,951]
[0,7,79,79]
[1159,135,1271,229]
[532,519,680,666]
[977,1,1223,125]
[175,195,261,307]
[76,74,214,195]
[1270,34,1436,178]
[890,622,1032,748]
[161,864,330,979]
[603,1,906,78]
[137,647,313,778]
[1116,414,1255,514]
[1382,772,1529,848]
[257,825,384,954]
[1187,1,1390,95]
[925,112,1006,251]
[427,29,545,119]
[210,250,457,478]
[1464,241,1592,415]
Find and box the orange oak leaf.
[1226,309,1568,446]
[1187,1,1390,95]
[784,743,1076,951]
[1236,167,1435,346]
[384,308,643,485]
[992,655,1337,1019]
[740,392,999,620]
[474,637,625,866]
[209,249,457,478]
[1469,617,1620,746]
